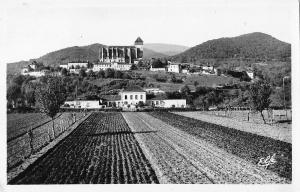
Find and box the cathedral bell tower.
[134,37,143,59]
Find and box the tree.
[12,75,25,86]
[114,70,123,79]
[194,81,199,87]
[151,59,165,68]
[216,68,222,76]
[180,85,191,97]
[87,70,95,77]
[180,56,188,63]
[21,81,39,107]
[130,64,138,70]
[122,72,131,79]
[136,101,145,108]
[97,70,105,78]
[137,60,144,68]
[79,68,87,78]
[33,61,44,71]
[61,68,68,76]
[105,68,115,78]
[7,83,21,108]
[193,95,209,110]
[35,77,66,140]
[248,80,272,124]
[87,62,93,69]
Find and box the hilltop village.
[17,37,258,111]
[8,33,290,113]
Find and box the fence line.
[206,109,292,124]
[7,113,64,143]
[7,112,86,170]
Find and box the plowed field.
[123,112,289,184]
[148,111,292,181]
[9,113,158,184]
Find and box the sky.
[0,0,298,63]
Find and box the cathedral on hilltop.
[99,37,143,64]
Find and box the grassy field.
[184,74,239,87]
[89,78,123,87]
[136,70,240,88]
[89,70,241,92]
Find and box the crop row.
[123,112,287,184]
[9,112,159,184]
[148,111,292,180]
[123,112,214,184]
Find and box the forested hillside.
[170,32,291,63]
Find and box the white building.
[29,64,37,70]
[202,66,214,71]
[102,86,146,108]
[63,100,103,109]
[147,99,186,108]
[202,70,215,75]
[21,68,29,74]
[120,86,146,106]
[182,69,189,74]
[144,88,165,95]
[167,63,182,73]
[60,64,68,69]
[67,62,88,69]
[21,70,48,77]
[69,69,81,74]
[246,71,254,79]
[92,62,131,72]
[150,66,166,72]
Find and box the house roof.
[95,62,131,66]
[103,45,135,48]
[148,94,168,100]
[135,37,143,44]
[101,95,121,101]
[122,85,145,92]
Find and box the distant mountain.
[37,43,104,67]
[143,48,168,59]
[7,43,105,74]
[7,32,291,75]
[144,43,189,56]
[7,43,169,74]
[170,32,291,63]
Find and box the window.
[125,95,127,100]
[130,95,133,100]
[135,95,138,100]
[140,95,143,99]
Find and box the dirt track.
[122,112,289,184]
